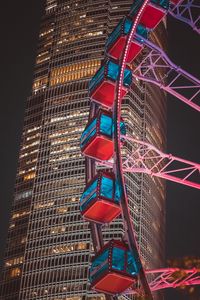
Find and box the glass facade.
[0,1,166,300]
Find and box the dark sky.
[0,1,44,263]
[0,1,199,299]
[166,16,200,257]
[165,14,200,300]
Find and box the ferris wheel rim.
[112,0,153,298]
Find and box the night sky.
[0,1,199,299]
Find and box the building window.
[50,59,101,86]
[5,257,24,267]
[10,267,21,278]
[24,172,36,181]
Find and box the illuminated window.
[51,226,66,234]
[25,158,37,165]
[77,242,87,250]
[50,60,101,86]
[9,223,15,229]
[23,172,36,181]
[20,149,38,158]
[12,210,30,219]
[46,0,57,12]
[39,28,54,38]
[19,166,36,176]
[57,30,103,44]
[51,242,88,254]
[21,237,27,244]
[36,50,50,64]
[26,133,40,141]
[15,190,32,201]
[22,140,39,150]
[5,257,23,267]
[34,201,54,210]
[32,76,48,92]
[10,267,21,278]
[27,126,41,133]
[57,207,68,214]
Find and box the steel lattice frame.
[133,35,200,112]
[98,135,200,190]
[125,268,200,295]
[147,268,200,292]
[82,0,200,298]
[169,0,200,34]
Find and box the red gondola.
[80,109,126,161]
[106,17,148,63]
[90,240,140,294]
[89,59,132,108]
[129,0,169,29]
[80,172,121,223]
[170,0,181,4]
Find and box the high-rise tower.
[0,1,166,300]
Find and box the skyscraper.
[0,1,166,300]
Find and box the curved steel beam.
[113,0,153,298]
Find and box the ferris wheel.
[79,0,200,298]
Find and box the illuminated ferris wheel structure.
[79,0,200,298]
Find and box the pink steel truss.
[122,135,200,189]
[125,268,200,294]
[147,268,200,292]
[169,0,200,34]
[97,135,200,189]
[132,36,200,112]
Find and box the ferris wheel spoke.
[122,135,200,189]
[133,35,200,112]
[96,136,200,190]
[169,0,200,34]
[124,268,200,294]
[146,268,200,292]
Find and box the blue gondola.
[90,240,140,294]
[80,109,126,161]
[89,59,132,108]
[106,17,148,63]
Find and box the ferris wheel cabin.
[80,110,126,161]
[129,0,169,29]
[80,172,121,223]
[106,17,148,63]
[90,240,140,294]
[89,60,132,108]
[170,0,181,3]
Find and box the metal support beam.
[125,268,200,294]
[97,135,200,190]
[169,0,200,34]
[132,35,200,112]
